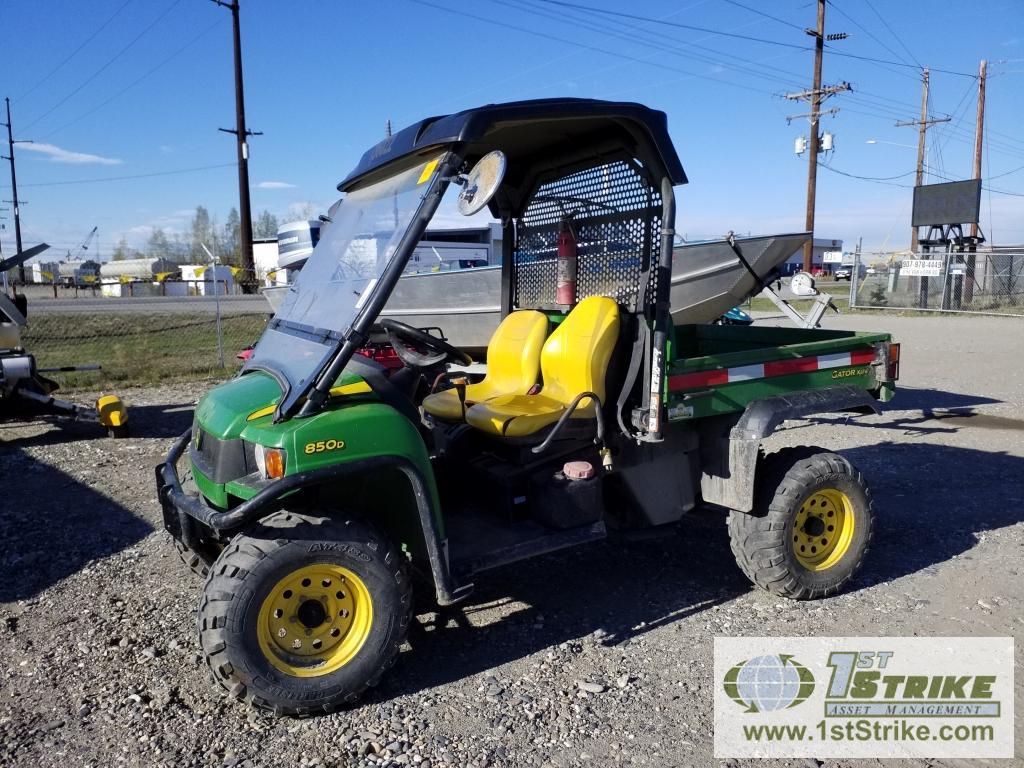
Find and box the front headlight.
[253,444,286,480]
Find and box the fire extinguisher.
[556,215,577,306]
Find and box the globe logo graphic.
[723,655,815,713]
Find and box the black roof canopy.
[337,98,687,212]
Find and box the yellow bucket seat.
[421,309,549,421]
[466,296,620,438]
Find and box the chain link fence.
[16,292,270,389]
[849,249,1024,316]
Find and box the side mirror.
[457,151,506,216]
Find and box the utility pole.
[970,60,986,239]
[2,97,28,284]
[964,59,987,303]
[212,0,261,292]
[896,67,950,252]
[785,0,850,273]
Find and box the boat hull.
[262,233,809,349]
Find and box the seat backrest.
[539,296,620,404]
[485,309,549,392]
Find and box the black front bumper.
[155,428,471,605]
[155,428,216,549]
[155,427,282,542]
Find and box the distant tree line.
[110,207,282,264]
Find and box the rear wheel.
[728,448,874,599]
[198,511,411,715]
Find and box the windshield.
[249,154,444,392]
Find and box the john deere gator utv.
[157,99,899,715]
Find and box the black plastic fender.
[156,428,473,606]
[698,385,880,513]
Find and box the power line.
[470,0,808,113]
[720,0,804,32]
[416,0,1020,173]
[498,0,808,92]
[820,160,1024,198]
[424,0,979,140]
[923,166,1024,198]
[16,0,135,103]
[825,0,915,70]
[987,163,1024,181]
[3,162,237,188]
[41,20,223,139]
[527,0,811,50]
[823,48,973,78]
[529,0,976,76]
[927,77,979,179]
[20,0,184,134]
[861,0,922,69]
[819,162,915,183]
[409,0,779,96]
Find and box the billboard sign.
[911,179,982,227]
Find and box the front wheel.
[728,449,874,599]
[198,511,411,715]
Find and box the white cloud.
[286,201,319,221]
[20,141,122,165]
[257,180,296,189]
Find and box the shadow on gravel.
[381,441,1024,700]
[116,402,195,439]
[884,387,1001,412]
[840,442,1024,591]
[0,450,153,602]
[379,513,745,699]
[0,401,194,447]
[803,388,1008,436]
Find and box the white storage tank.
[58,259,100,285]
[99,257,179,281]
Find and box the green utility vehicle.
[157,99,900,715]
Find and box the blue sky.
[1,0,1022,260]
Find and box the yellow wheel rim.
[792,488,855,571]
[256,564,373,677]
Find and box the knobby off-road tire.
[171,467,220,578]
[198,511,411,716]
[172,536,219,578]
[728,448,874,600]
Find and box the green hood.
[193,371,282,440]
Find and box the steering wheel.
[379,319,473,369]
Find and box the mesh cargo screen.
[513,158,662,311]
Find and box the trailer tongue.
[1,246,129,437]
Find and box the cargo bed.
[665,324,894,421]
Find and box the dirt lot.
[1,312,1022,767]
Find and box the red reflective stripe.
[763,357,819,377]
[851,348,875,365]
[668,369,728,390]
[670,348,876,392]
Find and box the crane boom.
[67,226,98,260]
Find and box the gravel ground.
[1,313,1022,767]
